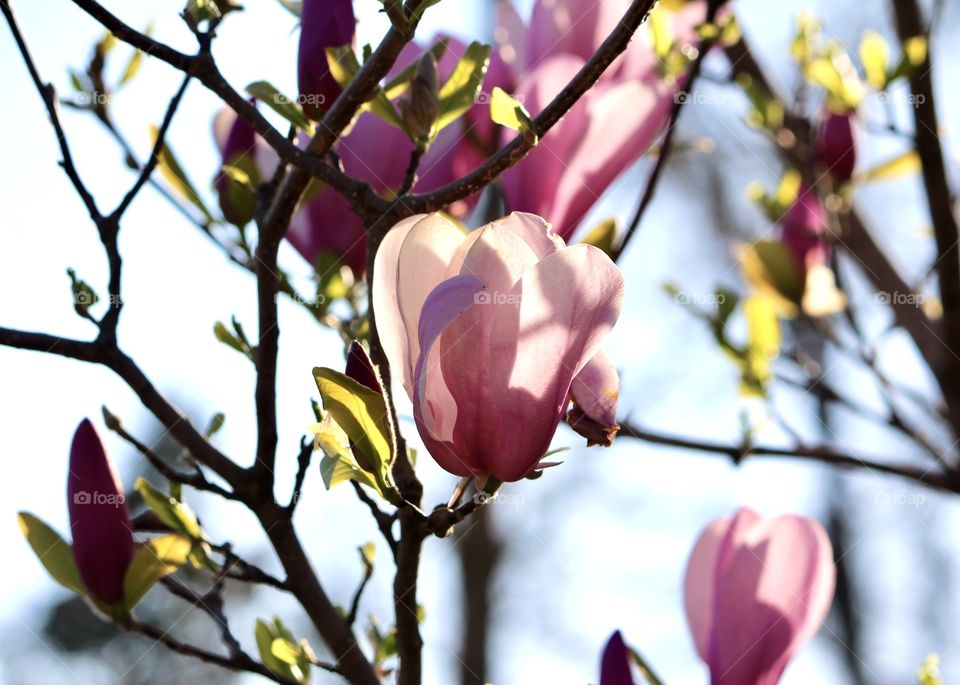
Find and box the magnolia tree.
[1,0,956,683]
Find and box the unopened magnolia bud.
[67,419,135,604]
[815,110,857,182]
[298,0,355,120]
[401,53,440,141]
[345,340,382,394]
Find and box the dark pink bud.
[781,187,830,276]
[298,0,355,120]
[67,419,135,604]
[345,340,381,394]
[815,111,857,182]
[600,631,634,685]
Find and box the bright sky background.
[2,0,959,683]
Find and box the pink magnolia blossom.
[286,39,506,275]
[497,0,709,240]
[815,110,858,183]
[684,508,836,685]
[298,0,355,119]
[373,212,624,482]
[67,419,135,605]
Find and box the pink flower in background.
[298,0,355,119]
[684,507,836,685]
[287,39,508,275]
[373,212,624,482]
[780,187,846,317]
[815,110,858,183]
[67,419,135,605]
[497,0,709,240]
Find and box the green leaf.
[737,240,804,314]
[134,478,202,539]
[256,618,311,683]
[859,30,889,90]
[122,534,192,609]
[312,415,396,499]
[118,23,153,87]
[325,46,404,130]
[858,150,920,183]
[17,512,85,595]
[206,412,226,438]
[359,542,376,576]
[436,41,490,133]
[580,218,618,259]
[245,80,314,133]
[648,6,674,59]
[149,125,216,223]
[489,86,535,141]
[312,368,396,497]
[775,169,802,208]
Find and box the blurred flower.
[781,187,846,317]
[67,419,135,605]
[298,0,355,119]
[373,212,624,482]
[815,110,858,182]
[684,507,835,685]
[497,0,709,240]
[599,631,634,685]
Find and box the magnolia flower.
[287,39,504,275]
[781,188,846,317]
[67,419,135,605]
[496,0,709,240]
[815,110,858,183]
[298,0,355,119]
[684,508,836,685]
[373,212,624,482]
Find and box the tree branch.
[620,421,960,492]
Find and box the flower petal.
[440,244,624,481]
[567,350,620,446]
[600,630,635,685]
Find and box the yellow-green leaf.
[580,218,618,259]
[736,240,803,317]
[742,293,781,396]
[383,41,449,99]
[257,618,310,683]
[904,36,927,66]
[859,30,889,90]
[313,368,391,468]
[489,86,534,138]
[325,46,403,130]
[859,150,920,183]
[436,41,490,133]
[17,512,85,595]
[149,125,216,223]
[647,5,674,59]
[134,478,203,539]
[245,80,314,132]
[312,415,395,499]
[775,169,802,208]
[122,534,191,609]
